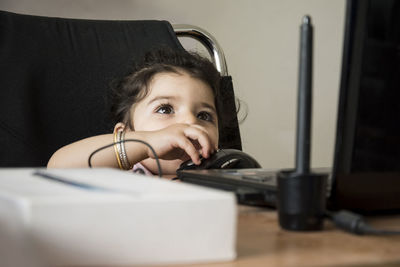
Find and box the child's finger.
[189,125,217,152]
[183,127,213,159]
[173,136,201,164]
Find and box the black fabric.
[218,76,242,151]
[0,10,241,167]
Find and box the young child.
[47,48,221,179]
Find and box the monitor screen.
[330,0,400,213]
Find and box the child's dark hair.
[110,48,221,129]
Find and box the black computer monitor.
[330,0,400,213]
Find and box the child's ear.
[113,122,126,133]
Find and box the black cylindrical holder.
[277,169,327,231]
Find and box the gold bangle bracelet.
[119,131,132,170]
[113,131,123,170]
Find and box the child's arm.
[47,123,216,168]
[47,133,135,168]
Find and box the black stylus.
[276,15,326,231]
[295,15,313,175]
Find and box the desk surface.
[185,206,400,267]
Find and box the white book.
[0,168,237,266]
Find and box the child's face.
[131,71,219,175]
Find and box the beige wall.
[0,0,346,169]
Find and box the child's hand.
[138,123,217,165]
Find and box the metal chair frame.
[173,24,228,76]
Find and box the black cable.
[88,139,163,178]
[326,210,400,235]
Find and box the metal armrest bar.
[173,24,228,76]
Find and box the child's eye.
[197,111,214,122]
[156,104,174,114]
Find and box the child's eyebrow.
[199,102,217,113]
[147,96,176,105]
[147,95,216,112]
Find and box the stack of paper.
[0,168,237,266]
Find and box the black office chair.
[0,10,241,167]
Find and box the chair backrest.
[0,10,241,167]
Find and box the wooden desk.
[187,206,400,267]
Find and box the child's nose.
[180,113,198,125]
